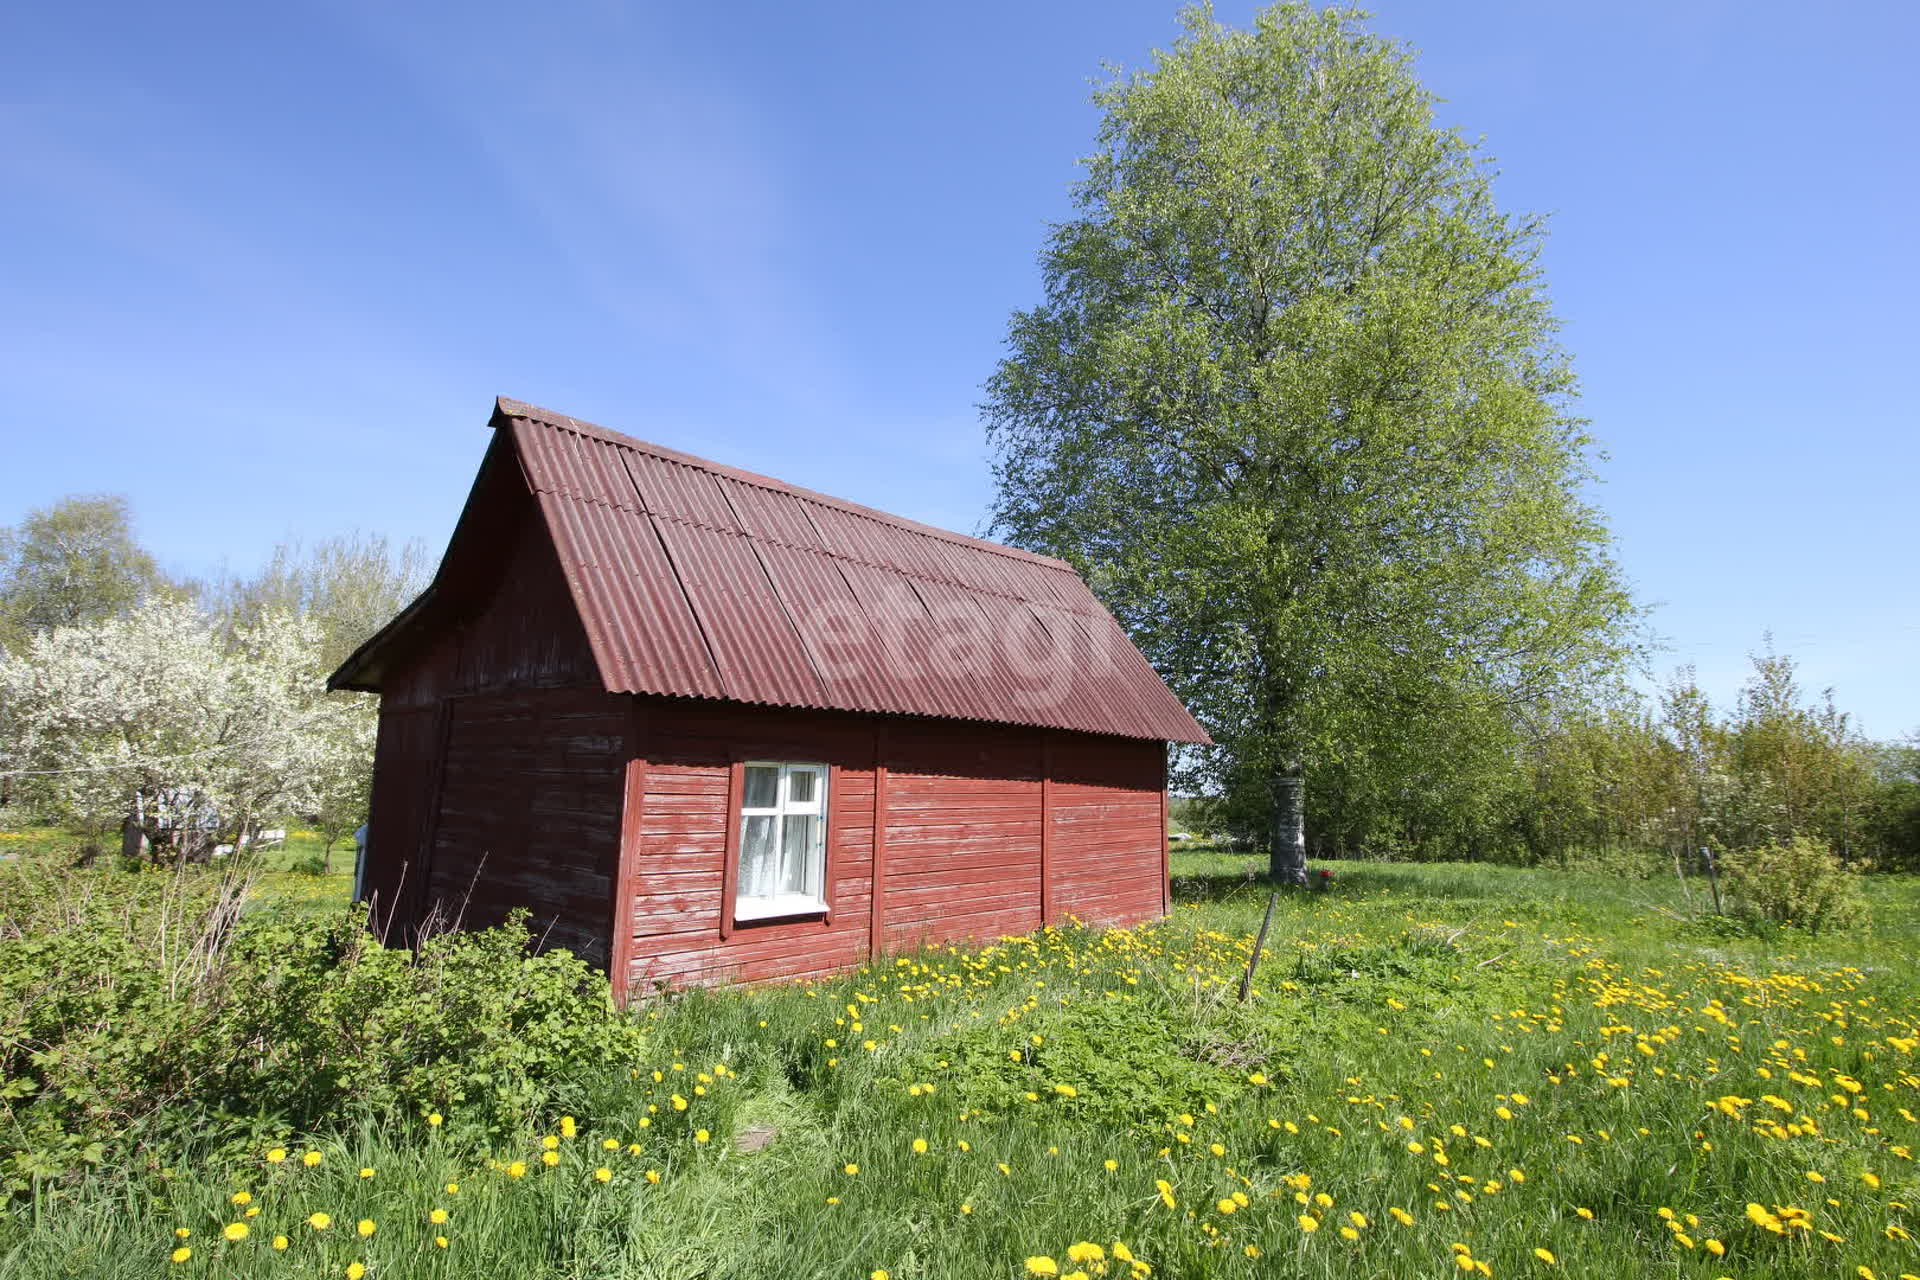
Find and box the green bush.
[1720,835,1868,934]
[0,855,646,1191]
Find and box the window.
[735,762,829,921]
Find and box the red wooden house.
[328,398,1209,996]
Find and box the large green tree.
[984,3,1637,882]
[0,495,167,651]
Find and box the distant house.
[328,399,1209,997]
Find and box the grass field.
[4,846,1917,1279]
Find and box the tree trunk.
[1269,768,1308,886]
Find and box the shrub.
[1719,835,1868,934]
[0,854,646,1191]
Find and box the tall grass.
[2,848,1916,1279]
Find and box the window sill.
[734,896,829,924]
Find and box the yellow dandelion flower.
[844,1163,859,1176]
[645,1169,662,1184]
[1216,1198,1238,1215]
[872,1272,889,1280]
[694,1129,710,1144]
[307,1213,332,1230]
[560,1116,577,1138]
[170,1247,191,1264]
[1027,1257,1060,1276]
[1806,1171,1826,1184]
[356,1219,375,1238]
[1535,1248,1557,1265]
[266,1148,287,1164]
[302,1151,323,1167]
[541,1136,559,1151]
[541,1151,560,1167]
[428,1112,443,1126]
[1339,1226,1359,1241]
[1104,1159,1118,1172]
[1706,1239,1725,1256]
[1575,1207,1594,1220]
[435,1236,449,1249]
[912,1138,929,1155]
[1390,1208,1415,1226]
[1350,1211,1369,1229]
[358,1167,375,1179]
[272,1235,289,1251]
[230,1191,252,1206]
[1067,1243,1105,1264]
[223,1223,249,1242]
[594,1167,613,1183]
[430,1208,449,1224]
[346,1264,366,1280]
[1298,1215,1319,1233]
[446,1182,460,1194]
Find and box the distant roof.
[332,398,1209,745]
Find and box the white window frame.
[734,761,830,922]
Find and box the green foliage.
[910,990,1243,1126]
[1,850,1918,1277]
[0,855,645,1191]
[1719,835,1868,934]
[0,494,169,653]
[984,2,1639,878]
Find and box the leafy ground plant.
[1,847,1916,1279]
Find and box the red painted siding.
[616,700,1165,993]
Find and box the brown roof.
[334,398,1209,745]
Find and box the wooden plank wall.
[422,689,626,966]
[617,700,1167,994]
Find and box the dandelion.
[356,1219,375,1238]
[1027,1257,1060,1276]
[346,1264,366,1280]
[561,1115,577,1138]
[302,1151,323,1167]
[694,1129,710,1144]
[1535,1248,1557,1265]
[872,1272,889,1280]
[1156,1179,1176,1209]
[266,1148,287,1163]
[1216,1198,1238,1215]
[844,1163,860,1176]
[446,1182,460,1194]
[1067,1244,1106,1264]
[170,1248,191,1264]
[645,1169,662,1184]
[1706,1239,1725,1256]
[308,1213,332,1230]
[1104,1159,1118,1172]
[1390,1208,1415,1226]
[594,1167,613,1183]
[1575,1207,1594,1220]
[912,1138,929,1155]
[435,1236,449,1249]
[230,1191,252,1206]
[1807,1171,1827,1184]
[428,1113,444,1126]
[358,1167,375,1179]
[1298,1215,1320,1233]
[542,1151,560,1167]
[272,1235,289,1251]
[223,1223,249,1242]
[1350,1211,1369,1229]
[541,1136,560,1150]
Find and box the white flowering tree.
[0,599,360,861]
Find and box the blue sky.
[3,1,1915,737]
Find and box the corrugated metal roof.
[491,397,1209,744]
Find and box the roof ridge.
[493,396,1077,575]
